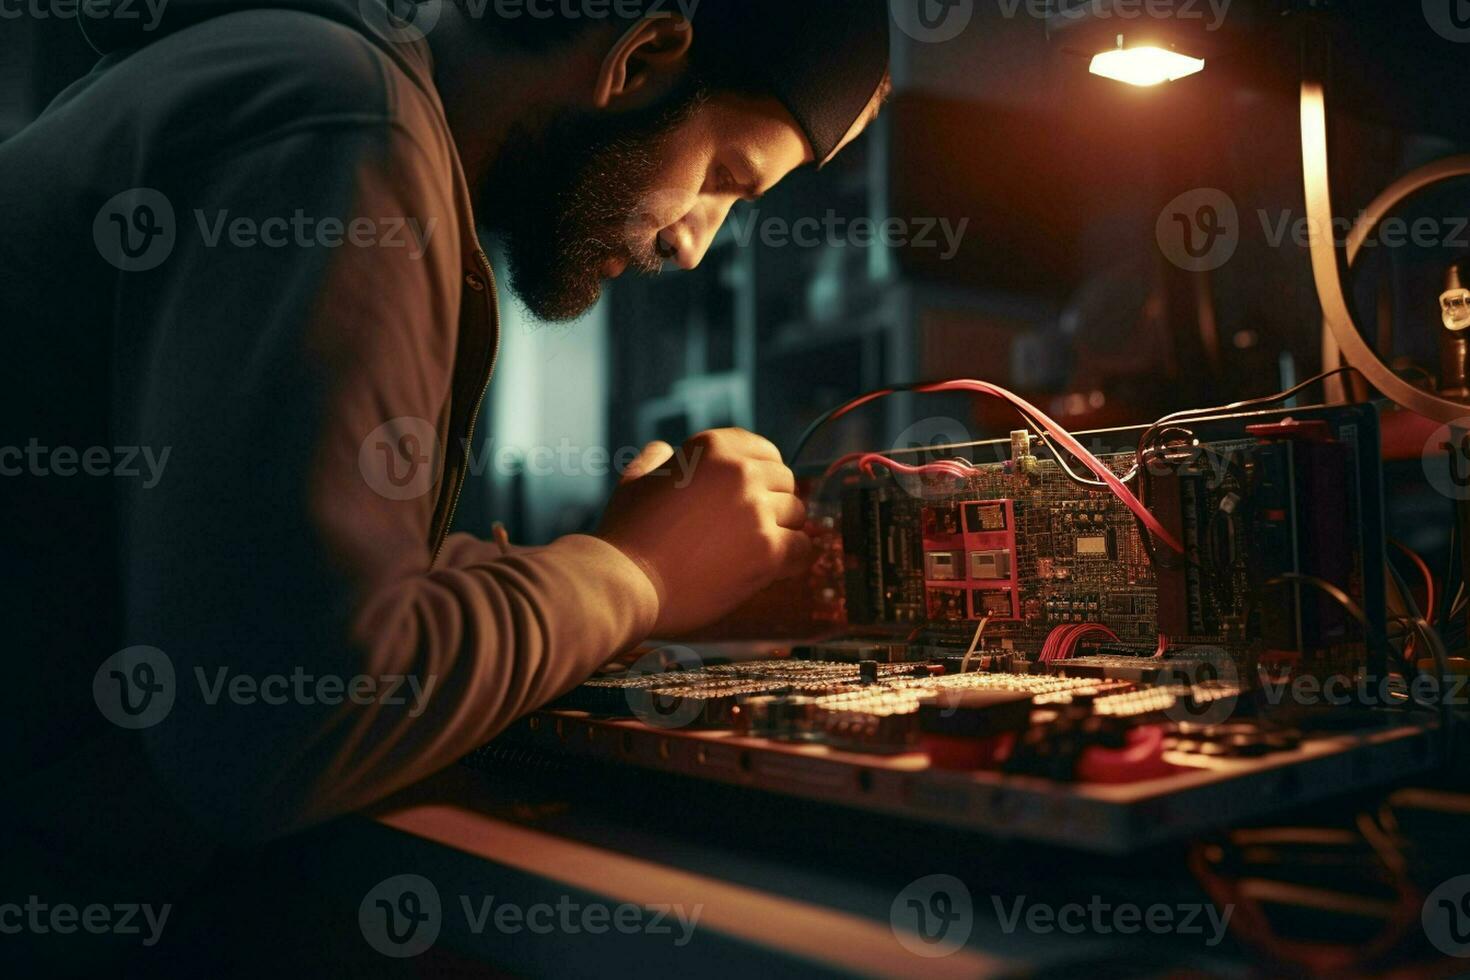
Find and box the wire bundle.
[799,378,1185,553]
[1039,623,1119,663]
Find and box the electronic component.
[486,405,1405,855]
[969,549,1010,579]
[924,551,961,580]
[837,404,1384,673]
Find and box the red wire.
[813,380,1184,553]
[857,454,972,480]
[915,380,1183,553]
[830,388,895,421]
[824,452,975,482]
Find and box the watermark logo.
[993,894,1232,945]
[1425,0,1470,43]
[94,648,438,729]
[359,876,703,958]
[0,0,170,29]
[361,874,442,958]
[891,0,974,44]
[94,187,439,270]
[0,897,171,948]
[94,188,176,272]
[891,874,974,957]
[360,0,442,42]
[93,646,175,730]
[726,209,969,260]
[1258,209,1470,253]
[1423,874,1470,957]
[360,417,442,501]
[1157,188,1238,272]
[0,440,170,487]
[887,415,977,499]
[457,0,702,28]
[1423,417,1470,501]
[1162,646,1239,726]
[625,645,706,729]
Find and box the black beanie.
[690,0,892,164]
[79,0,892,163]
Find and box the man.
[0,0,891,965]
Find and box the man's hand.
[598,429,813,637]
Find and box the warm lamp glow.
[1089,46,1205,87]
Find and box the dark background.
[6,2,1469,548]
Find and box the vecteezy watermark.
[1157,188,1239,273]
[1258,209,1470,252]
[882,415,982,499]
[359,874,703,959]
[1257,670,1470,709]
[0,0,169,29]
[891,874,974,957]
[359,417,443,502]
[1161,646,1240,726]
[1024,0,1232,31]
[892,0,1234,44]
[94,187,439,272]
[460,0,700,22]
[1159,191,1470,271]
[1424,417,1470,501]
[0,440,170,488]
[891,0,974,44]
[0,897,171,948]
[359,0,443,43]
[357,420,708,500]
[94,188,176,273]
[363,0,698,43]
[624,645,707,729]
[725,209,970,261]
[1423,874,1470,958]
[93,647,437,730]
[93,646,177,730]
[1424,0,1470,44]
[992,894,1233,946]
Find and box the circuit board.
[824,406,1379,678]
[468,405,1415,852]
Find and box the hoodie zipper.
[431,246,500,568]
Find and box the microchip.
[924,551,961,580]
[922,506,961,538]
[1075,535,1108,557]
[1107,594,1137,616]
[963,501,1008,532]
[972,590,1014,618]
[926,587,967,621]
[968,550,1011,580]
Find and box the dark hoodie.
[0,0,659,955]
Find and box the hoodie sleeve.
[117,115,658,840]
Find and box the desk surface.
[355,763,1253,978]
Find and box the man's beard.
[478,87,708,322]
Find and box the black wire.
[1382,560,1456,757]
[790,381,1133,494]
[1134,366,1364,466]
[1263,574,1372,634]
[1441,494,1462,629]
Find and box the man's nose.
[665,198,737,270]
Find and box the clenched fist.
[598,429,813,637]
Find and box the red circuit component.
[922,731,1016,771]
[922,499,1020,621]
[1074,724,1177,784]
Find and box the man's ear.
[593,14,694,108]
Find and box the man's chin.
[511,274,606,323]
